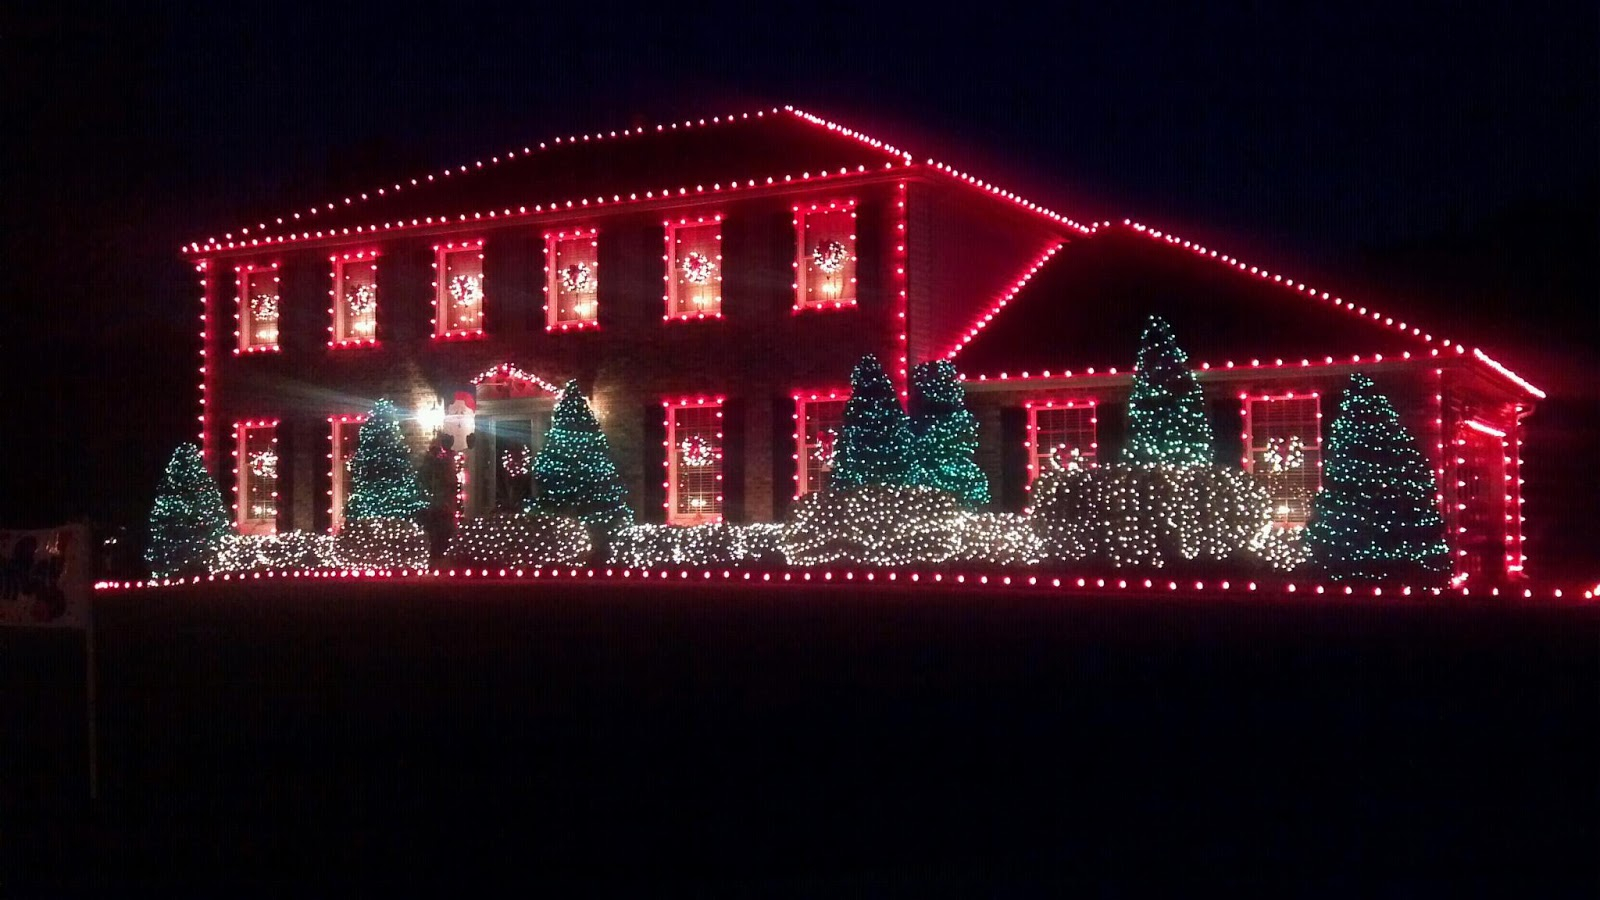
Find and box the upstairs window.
[664,216,722,320]
[235,420,280,534]
[664,398,724,524]
[1242,393,1323,528]
[1025,400,1098,485]
[236,264,281,353]
[331,253,379,347]
[793,200,858,311]
[544,229,600,331]
[434,241,486,339]
[793,392,847,497]
[329,415,366,534]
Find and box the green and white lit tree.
[146,443,232,577]
[346,398,428,521]
[1305,374,1449,581]
[909,360,989,507]
[527,380,632,531]
[1123,315,1213,466]
[832,354,918,488]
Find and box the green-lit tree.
[1305,374,1448,581]
[1123,315,1213,466]
[346,399,428,521]
[832,354,917,488]
[146,443,232,577]
[909,360,989,507]
[527,380,632,531]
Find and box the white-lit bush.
[335,518,430,570]
[212,531,338,573]
[1028,463,1270,568]
[782,484,962,566]
[446,513,592,567]
[949,512,1043,566]
[608,522,787,567]
[1255,525,1311,572]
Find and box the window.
[544,229,600,331]
[793,392,847,497]
[236,263,281,353]
[793,200,857,311]
[664,399,724,524]
[1242,393,1323,528]
[331,252,379,347]
[433,241,486,338]
[329,415,365,533]
[235,420,280,534]
[1025,401,1098,485]
[664,216,722,320]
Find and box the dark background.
[1,3,1595,576]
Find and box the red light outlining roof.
[1472,348,1546,399]
[469,363,562,395]
[945,242,1065,360]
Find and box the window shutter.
[641,404,667,524]
[275,422,294,535]
[1097,402,1128,463]
[721,400,746,523]
[999,407,1029,511]
[772,396,798,520]
[1210,397,1244,468]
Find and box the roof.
[186,106,1089,255]
[949,221,1544,398]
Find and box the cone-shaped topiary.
[1123,315,1213,466]
[909,360,989,507]
[527,381,633,531]
[146,443,232,577]
[1305,374,1449,581]
[346,399,428,521]
[832,354,917,488]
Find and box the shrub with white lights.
[1028,463,1270,568]
[146,443,232,577]
[445,513,592,567]
[1255,526,1311,572]
[212,532,339,573]
[909,360,990,508]
[335,518,430,570]
[782,484,963,566]
[608,522,787,567]
[949,512,1043,566]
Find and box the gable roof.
[185,106,1089,255]
[949,221,1545,398]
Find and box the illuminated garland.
[248,450,278,480]
[1028,463,1270,567]
[679,435,715,468]
[445,513,592,567]
[783,484,962,566]
[681,251,715,285]
[249,293,279,320]
[608,523,786,567]
[812,239,849,274]
[347,283,377,316]
[501,445,531,477]
[146,443,232,577]
[559,262,596,293]
[212,532,338,573]
[335,518,430,570]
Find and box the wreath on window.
[559,262,596,294]
[681,252,716,285]
[449,275,483,309]
[248,450,278,480]
[1264,436,1305,473]
[680,435,715,468]
[812,239,850,274]
[249,293,279,321]
[346,283,377,317]
[812,428,837,469]
[1047,445,1083,472]
[501,445,531,478]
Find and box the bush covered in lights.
[1123,315,1214,466]
[783,484,963,566]
[832,355,918,489]
[527,380,633,533]
[1306,374,1448,582]
[335,518,430,570]
[146,443,232,577]
[1028,463,1270,568]
[212,532,339,573]
[445,513,592,567]
[909,360,990,508]
[346,399,428,522]
[949,513,1043,567]
[609,523,787,567]
[1256,526,1310,572]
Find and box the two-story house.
[186,106,1543,584]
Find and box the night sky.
[2,3,1595,571]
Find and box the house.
[185,106,1543,584]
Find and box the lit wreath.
[346,283,377,317]
[680,435,715,467]
[681,251,716,285]
[559,262,596,294]
[501,445,532,478]
[1264,436,1305,473]
[812,428,837,469]
[248,450,278,480]
[1047,445,1083,472]
[249,293,279,320]
[812,239,850,274]
[449,275,483,309]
